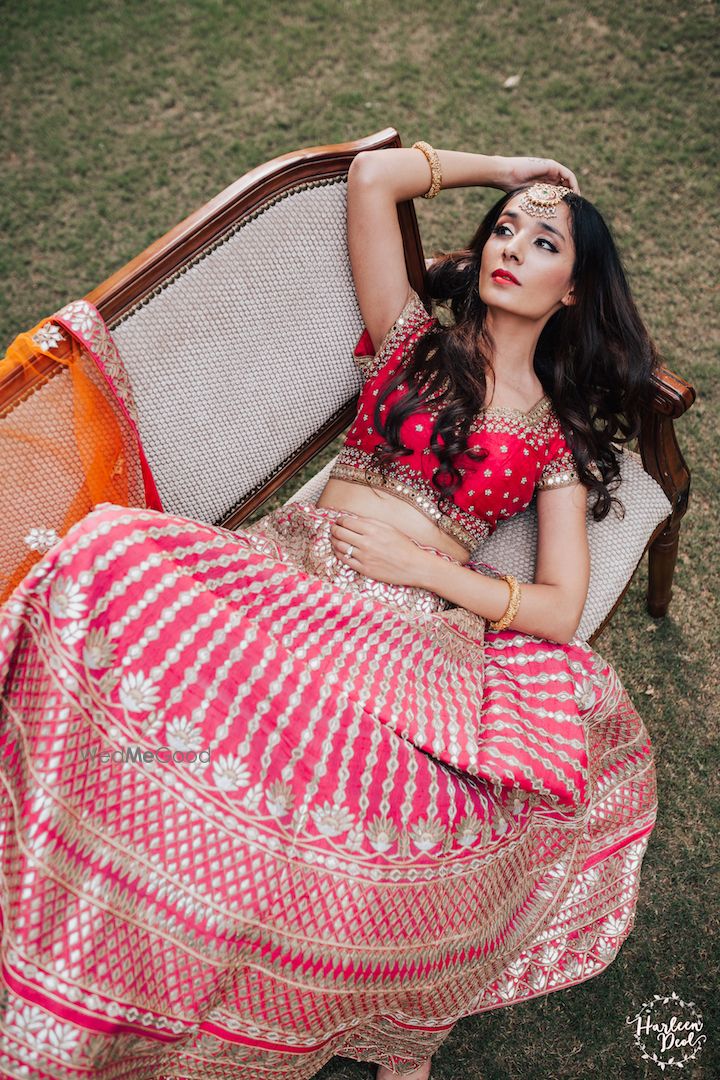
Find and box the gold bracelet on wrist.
[412,140,442,199]
[488,574,522,632]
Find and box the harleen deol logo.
[627,992,705,1071]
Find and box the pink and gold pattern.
[0,500,656,1078]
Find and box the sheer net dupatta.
[0,300,162,603]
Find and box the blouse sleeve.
[352,289,435,382]
[536,425,581,490]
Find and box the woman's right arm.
[347,148,580,352]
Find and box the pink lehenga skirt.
[0,501,657,1079]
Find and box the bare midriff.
[316,477,472,564]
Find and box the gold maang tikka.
[518,183,572,218]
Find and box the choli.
[329,290,581,552]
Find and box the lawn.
[1,1,717,1077]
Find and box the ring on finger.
[345,544,354,559]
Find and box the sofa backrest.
[108,180,363,526]
[88,129,426,531]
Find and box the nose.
[502,233,523,262]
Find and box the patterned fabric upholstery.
[283,449,671,642]
[109,179,364,524]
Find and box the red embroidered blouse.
[328,290,581,553]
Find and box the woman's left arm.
[330,484,590,644]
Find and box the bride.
[0,142,658,1080]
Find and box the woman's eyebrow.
[503,209,566,241]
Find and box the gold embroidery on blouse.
[536,460,581,489]
[345,327,580,524]
[481,395,552,422]
[328,457,489,552]
[471,396,554,435]
[353,289,433,381]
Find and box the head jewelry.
[518,183,571,218]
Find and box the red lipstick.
[492,269,521,285]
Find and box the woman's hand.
[329,514,432,587]
[492,156,580,194]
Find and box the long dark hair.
[369,187,658,522]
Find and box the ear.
[560,287,576,307]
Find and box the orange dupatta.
[0,301,162,604]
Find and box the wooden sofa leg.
[647,517,682,618]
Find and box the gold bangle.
[488,574,522,632]
[412,140,442,199]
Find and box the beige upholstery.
[283,448,671,642]
[109,180,364,524]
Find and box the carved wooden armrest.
[649,364,695,419]
[639,363,696,618]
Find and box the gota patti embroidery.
[352,288,434,381]
[0,501,658,1078]
[330,451,492,551]
[474,396,553,434]
[536,448,581,489]
[334,314,581,551]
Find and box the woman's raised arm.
[347,147,580,352]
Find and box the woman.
[0,145,658,1080]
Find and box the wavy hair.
[369,187,658,521]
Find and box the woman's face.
[478,194,576,321]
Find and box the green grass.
[1,1,717,1077]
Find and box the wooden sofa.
[0,129,695,643]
